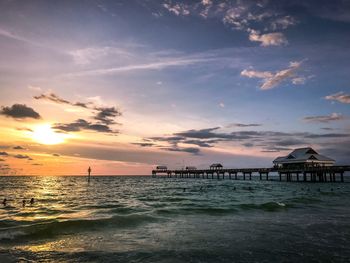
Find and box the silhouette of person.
[2,198,6,206]
[22,200,26,207]
[30,198,35,205]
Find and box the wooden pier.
[152,166,350,183]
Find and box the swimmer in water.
[2,198,6,206]
[22,199,26,207]
[30,198,34,205]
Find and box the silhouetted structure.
[210,163,223,170]
[156,165,167,171]
[88,166,92,182]
[273,147,335,168]
[152,148,349,183]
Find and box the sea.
[0,175,350,262]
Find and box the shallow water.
[0,176,350,262]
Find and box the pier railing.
[152,166,350,183]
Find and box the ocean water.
[0,176,350,263]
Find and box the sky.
[0,0,350,175]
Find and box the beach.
[1,176,350,262]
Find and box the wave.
[156,206,238,216]
[239,202,288,212]
[0,213,158,243]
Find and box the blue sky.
[0,0,349,175]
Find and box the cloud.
[0,27,43,47]
[183,139,215,148]
[132,143,156,147]
[52,153,60,157]
[13,154,32,159]
[248,30,288,46]
[161,1,297,45]
[94,107,121,125]
[269,16,297,30]
[13,146,25,150]
[69,46,132,65]
[163,3,190,16]
[34,93,91,108]
[60,57,214,78]
[227,123,262,128]
[143,125,350,154]
[325,92,350,104]
[291,77,307,85]
[35,92,122,127]
[219,102,225,108]
[303,113,345,123]
[240,69,273,79]
[0,104,41,119]
[53,119,118,134]
[0,158,5,162]
[32,163,43,166]
[163,146,200,155]
[16,127,33,132]
[241,61,303,90]
[0,152,9,156]
[28,85,42,92]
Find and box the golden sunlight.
[32,124,66,145]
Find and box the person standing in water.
[88,166,92,183]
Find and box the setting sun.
[32,124,66,145]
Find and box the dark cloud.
[53,119,118,134]
[52,153,60,157]
[273,138,305,146]
[303,113,345,123]
[142,126,350,154]
[32,163,43,166]
[163,146,201,155]
[34,93,92,108]
[34,93,71,104]
[0,152,9,156]
[16,127,33,132]
[0,104,41,119]
[74,102,91,108]
[13,146,25,150]
[227,123,262,128]
[132,143,156,147]
[304,133,349,139]
[183,139,215,148]
[0,158,5,161]
[13,154,31,159]
[94,107,121,125]
[34,93,122,126]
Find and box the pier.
[151,166,350,182]
[152,148,350,182]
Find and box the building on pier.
[156,165,168,171]
[210,163,223,170]
[273,147,335,168]
[185,166,197,170]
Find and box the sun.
[32,124,67,145]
